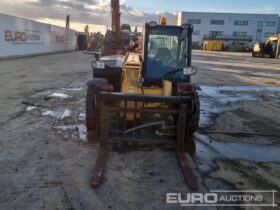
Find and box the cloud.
[0,0,175,32]
[207,6,278,14]
[207,8,239,13]
[253,6,276,14]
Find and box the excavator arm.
[276,35,280,59]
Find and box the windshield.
[145,27,188,79]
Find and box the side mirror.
[183,66,197,75]
[82,51,101,60]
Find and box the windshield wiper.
[163,68,184,80]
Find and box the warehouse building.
[177,11,280,48]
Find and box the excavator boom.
[111,0,121,41]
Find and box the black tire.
[86,86,99,136]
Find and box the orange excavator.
[111,0,121,41]
[103,0,132,56]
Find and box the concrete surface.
[0,50,279,209]
[0,52,92,125]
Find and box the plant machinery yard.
[0,50,280,209]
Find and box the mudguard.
[86,78,108,87]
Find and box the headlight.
[92,61,105,69]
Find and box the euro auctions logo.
[166,190,278,207]
[5,30,43,44]
[5,30,26,42]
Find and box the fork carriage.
[90,91,198,190]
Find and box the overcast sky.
[0,0,279,33]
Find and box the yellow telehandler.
[85,19,200,189]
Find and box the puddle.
[42,110,60,117]
[30,87,83,99]
[41,109,72,119]
[266,93,280,98]
[55,124,87,141]
[199,86,258,104]
[30,90,53,98]
[209,86,280,92]
[194,85,280,190]
[195,133,280,171]
[60,109,71,119]
[76,125,87,141]
[26,106,36,111]
[78,113,85,121]
[198,85,280,128]
[49,92,70,99]
[65,87,84,91]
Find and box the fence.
[0,13,77,58]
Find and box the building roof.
[180,11,279,17]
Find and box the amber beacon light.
[160,16,167,25]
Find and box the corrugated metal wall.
[0,13,77,58]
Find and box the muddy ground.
[0,50,279,210]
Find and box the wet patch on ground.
[209,160,280,207]
[198,85,280,144]
[197,85,280,206]
[208,107,280,144]
[196,133,280,165]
